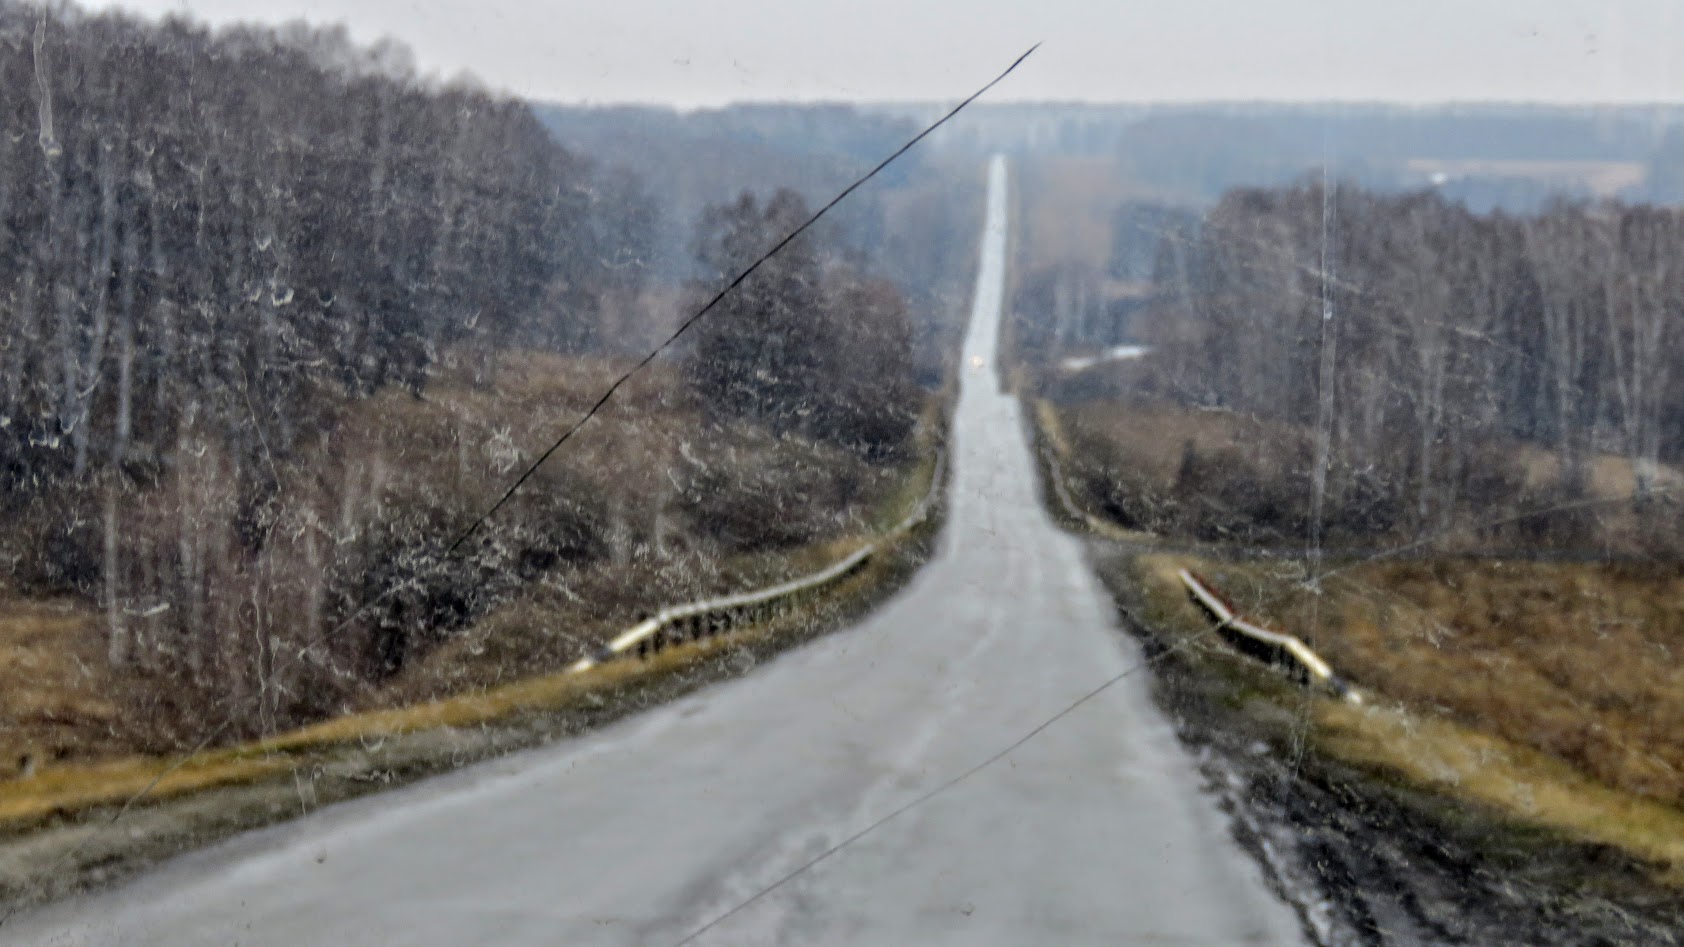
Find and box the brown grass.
[1055,398,1684,554]
[1313,695,1684,886]
[0,635,734,829]
[1132,552,1684,884]
[1265,560,1684,807]
[1034,401,1152,543]
[1063,395,1684,880]
[0,599,146,775]
[0,388,942,829]
[0,484,932,833]
[1059,400,1309,488]
[1512,443,1684,499]
[1400,158,1647,198]
[0,348,931,783]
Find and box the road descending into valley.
[11,157,1305,946]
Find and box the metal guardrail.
[1032,404,1360,703]
[1041,444,1138,542]
[1178,569,1361,704]
[568,451,945,673]
[1031,402,1143,543]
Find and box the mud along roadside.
[1088,543,1684,947]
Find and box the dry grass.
[1268,560,1684,807]
[1034,401,1152,543]
[1133,551,1684,883]
[1314,698,1684,886]
[0,599,146,775]
[0,636,725,829]
[0,491,930,833]
[262,633,734,754]
[336,350,699,528]
[1060,401,1309,488]
[1512,443,1684,499]
[378,531,871,710]
[0,406,942,831]
[1056,399,1684,553]
[0,348,931,785]
[1065,394,1684,881]
[1400,158,1647,198]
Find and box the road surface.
[9,157,1306,946]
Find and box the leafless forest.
[0,4,965,755]
[1026,183,1684,554]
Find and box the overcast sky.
[97,0,1684,108]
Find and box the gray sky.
[98,0,1684,107]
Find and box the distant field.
[1402,158,1648,197]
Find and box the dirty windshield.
[2,2,1684,945]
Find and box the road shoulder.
[1084,544,1684,946]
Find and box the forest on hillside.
[0,3,949,748]
[1041,182,1684,553]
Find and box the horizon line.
[535,96,1684,114]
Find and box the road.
[9,157,1306,946]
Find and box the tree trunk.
[104,483,126,665]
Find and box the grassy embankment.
[0,352,947,835]
[1041,397,1684,887]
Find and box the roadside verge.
[1029,399,1684,943]
[0,446,949,914]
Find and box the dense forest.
[688,189,916,458]
[1055,182,1684,552]
[0,4,936,743]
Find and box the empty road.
[9,156,1306,946]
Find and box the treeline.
[539,103,984,386]
[688,189,915,460]
[1003,203,1199,363]
[0,4,930,741]
[537,103,922,284]
[2,7,634,479]
[1125,183,1684,548]
[0,5,655,715]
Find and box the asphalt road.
[8,157,1306,946]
